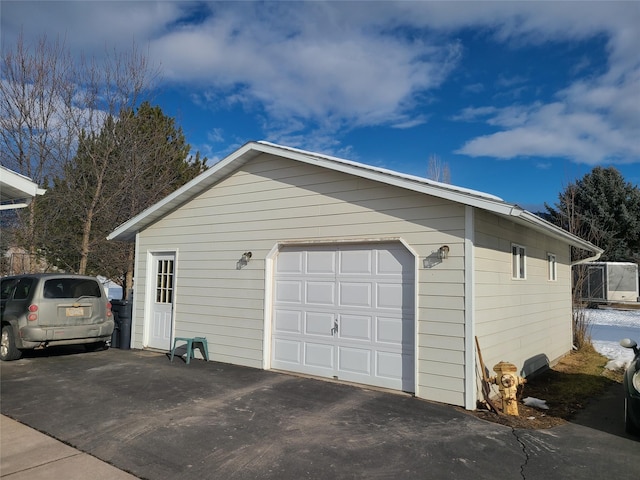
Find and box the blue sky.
[2,1,639,211]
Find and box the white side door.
[148,253,175,350]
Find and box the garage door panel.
[306,281,335,305]
[274,310,302,334]
[307,251,336,274]
[277,251,304,274]
[273,339,301,364]
[339,249,372,275]
[339,282,372,307]
[376,282,414,310]
[377,248,412,275]
[339,314,371,341]
[305,312,334,337]
[338,346,371,375]
[376,353,414,391]
[305,342,334,369]
[275,280,303,303]
[376,316,405,345]
[376,351,403,379]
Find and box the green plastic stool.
[170,336,209,364]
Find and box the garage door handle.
[331,319,339,335]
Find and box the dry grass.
[468,346,624,429]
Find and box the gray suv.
[0,274,114,361]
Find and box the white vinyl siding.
[474,210,572,380]
[133,153,467,405]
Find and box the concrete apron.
[1,415,137,479]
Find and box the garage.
[271,243,415,392]
[108,141,603,408]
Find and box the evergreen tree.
[1,34,152,272]
[36,103,207,296]
[545,167,640,262]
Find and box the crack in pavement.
[511,427,529,479]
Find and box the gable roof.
[107,141,602,258]
[0,166,46,210]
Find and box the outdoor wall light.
[236,251,253,270]
[438,245,450,260]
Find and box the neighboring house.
[576,262,639,303]
[108,141,602,409]
[0,166,45,210]
[1,167,46,275]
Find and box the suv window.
[14,278,35,300]
[1,279,20,300]
[43,278,103,299]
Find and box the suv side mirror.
[620,338,639,355]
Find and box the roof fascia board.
[0,166,46,200]
[0,202,30,210]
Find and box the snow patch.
[523,397,549,410]
[588,308,640,367]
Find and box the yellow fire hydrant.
[489,361,526,416]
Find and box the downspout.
[571,250,604,266]
[464,206,476,410]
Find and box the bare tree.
[545,183,606,350]
[0,34,74,178]
[426,154,451,184]
[69,44,153,275]
[0,34,75,269]
[1,33,155,273]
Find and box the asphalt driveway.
[1,347,637,480]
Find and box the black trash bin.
[111,300,132,350]
[110,308,121,349]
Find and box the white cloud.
[147,4,461,132]
[206,128,224,144]
[2,1,639,163]
[457,112,637,165]
[1,2,181,56]
[536,162,552,170]
[448,3,640,165]
[463,83,484,94]
[456,66,640,164]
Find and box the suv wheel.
[625,398,639,435]
[1,325,23,361]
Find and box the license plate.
[66,307,85,317]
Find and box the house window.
[547,253,557,281]
[512,244,526,279]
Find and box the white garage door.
[272,243,415,392]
